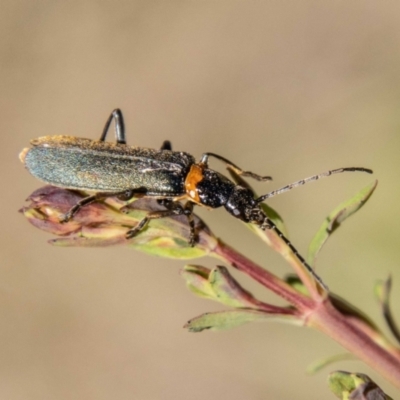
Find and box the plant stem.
[308,299,400,388]
[213,239,314,310]
[213,239,400,388]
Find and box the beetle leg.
[183,202,197,246]
[127,200,198,246]
[117,187,147,201]
[160,200,197,245]
[126,203,182,239]
[99,109,126,144]
[59,188,147,223]
[156,199,173,207]
[160,140,172,150]
[59,194,99,223]
[199,152,272,182]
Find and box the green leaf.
[247,202,287,238]
[306,353,355,375]
[180,265,218,299]
[375,276,400,345]
[181,265,265,308]
[185,309,301,332]
[284,274,309,296]
[328,371,393,399]
[308,180,377,267]
[260,202,287,234]
[131,237,209,259]
[184,310,271,332]
[329,293,380,333]
[208,266,262,307]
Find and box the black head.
[224,186,265,224]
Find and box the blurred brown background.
[2,1,400,399]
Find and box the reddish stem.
[309,300,400,389]
[213,239,400,388]
[213,239,314,311]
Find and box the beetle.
[20,109,372,287]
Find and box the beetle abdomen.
[21,136,195,195]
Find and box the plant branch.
[213,239,314,311]
[308,299,400,389]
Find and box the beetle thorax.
[185,165,235,208]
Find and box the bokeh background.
[2,1,400,399]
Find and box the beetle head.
[224,186,265,224]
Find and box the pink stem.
[308,299,400,388]
[214,239,400,388]
[213,239,314,310]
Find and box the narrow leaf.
[184,310,271,332]
[260,203,287,234]
[185,309,301,332]
[180,265,217,299]
[285,274,309,296]
[306,353,355,375]
[208,266,265,308]
[181,265,276,309]
[375,276,400,345]
[308,180,377,267]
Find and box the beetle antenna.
[261,216,328,290]
[256,167,372,203]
